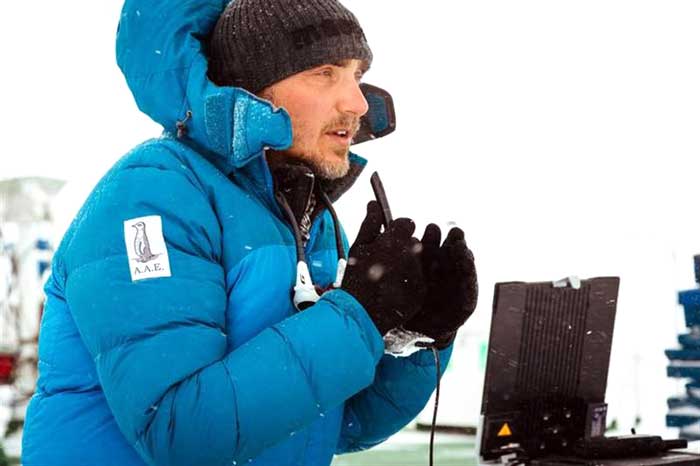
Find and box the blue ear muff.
[352,83,396,145]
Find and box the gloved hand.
[403,224,478,349]
[342,201,426,336]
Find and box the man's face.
[260,59,369,179]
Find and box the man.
[21,0,477,465]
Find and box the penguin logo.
[124,215,171,281]
[131,221,160,263]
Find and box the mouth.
[325,128,353,146]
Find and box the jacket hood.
[116,0,294,175]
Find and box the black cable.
[414,342,441,466]
[429,345,440,466]
[317,189,346,261]
[669,449,700,457]
[663,439,688,451]
[274,190,306,263]
[418,345,532,466]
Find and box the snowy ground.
[5,428,700,465]
[2,429,20,463]
[0,428,472,466]
[332,431,476,466]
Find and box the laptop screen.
[480,277,620,460]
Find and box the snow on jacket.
[21,1,453,465]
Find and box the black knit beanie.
[208,0,373,94]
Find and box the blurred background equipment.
[0,177,64,444]
[666,255,700,439]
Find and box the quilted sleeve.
[336,345,453,453]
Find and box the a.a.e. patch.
[123,215,171,281]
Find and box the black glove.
[403,224,478,349]
[342,201,426,336]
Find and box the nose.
[338,80,369,117]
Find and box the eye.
[317,67,334,78]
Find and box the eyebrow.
[332,60,369,74]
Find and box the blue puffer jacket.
[21,1,452,465]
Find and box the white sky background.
[3,0,700,435]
